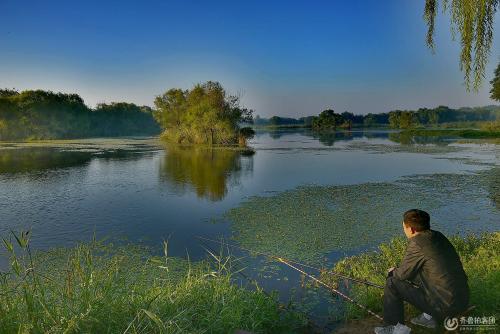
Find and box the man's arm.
[392,240,425,281]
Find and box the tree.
[424,0,499,91]
[0,89,160,140]
[389,111,401,128]
[0,89,19,98]
[92,102,160,137]
[491,61,500,101]
[154,81,254,145]
[399,111,418,129]
[311,109,347,130]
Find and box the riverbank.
[0,232,306,333]
[1,232,497,333]
[325,232,500,333]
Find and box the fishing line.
[197,236,384,321]
[196,235,384,289]
[198,241,333,332]
[277,257,383,321]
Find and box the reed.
[0,231,305,334]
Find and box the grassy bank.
[400,128,500,139]
[321,232,500,325]
[0,232,305,334]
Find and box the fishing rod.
[196,235,384,289]
[277,257,383,321]
[198,241,332,333]
[197,236,383,321]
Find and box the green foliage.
[424,0,499,91]
[267,116,304,127]
[322,233,500,323]
[362,113,389,127]
[0,89,160,140]
[387,105,500,129]
[154,81,253,145]
[253,116,315,128]
[311,109,352,130]
[91,103,160,137]
[0,231,305,333]
[472,120,500,133]
[389,111,420,129]
[0,89,19,98]
[491,61,500,101]
[251,106,499,130]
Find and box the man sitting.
[374,209,469,334]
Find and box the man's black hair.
[403,209,430,232]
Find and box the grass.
[321,232,500,331]
[0,231,305,334]
[400,128,500,139]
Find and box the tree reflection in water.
[0,147,156,174]
[160,145,254,201]
[0,148,93,173]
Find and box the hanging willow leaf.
[424,0,500,91]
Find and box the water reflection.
[0,147,156,174]
[0,148,92,173]
[159,145,254,201]
[309,130,455,146]
[309,130,354,146]
[388,132,451,145]
[306,129,393,146]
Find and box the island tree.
[154,81,253,145]
[311,109,351,130]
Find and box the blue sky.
[0,0,499,117]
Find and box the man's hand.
[387,267,395,277]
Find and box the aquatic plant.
[0,231,305,333]
[226,168,499,265]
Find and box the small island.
[153,81,254,146]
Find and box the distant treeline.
[255,105,500,130]
[0,89,160,140]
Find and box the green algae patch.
[226,168,500,265]
[345,140,465,155]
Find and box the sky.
[0,0,499,117]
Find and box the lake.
[0,129,498,325]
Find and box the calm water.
[1,129,499,325]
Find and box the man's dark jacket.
[393,229,469,315]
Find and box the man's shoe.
[410,313,436,329]
[374,325,394,334]
[374,323,411,334]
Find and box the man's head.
[402,209,430,238]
